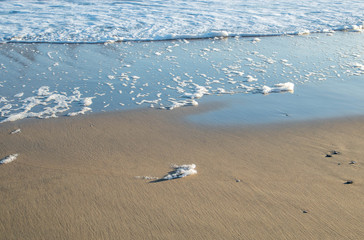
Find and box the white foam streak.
[14,92,24,98]
[166,99,199,110]
[67,107,92,117]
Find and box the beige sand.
[1,108,364,239]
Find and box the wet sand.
[1,108,364,239]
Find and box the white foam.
[82,97,94,107]
[348,24,364,32]
[182,84,209,99]
[252,38,261,43]
[0,154,18,164]
[10,128,21,134]
[14,92,24,98]
[1,86,94,123]
[0,104,12,116]
[67,107,92,117]
[136,99,160,105]
[37,86,51,96]
[166,99,199,110]
[245,75,258,82]
[135,176,159,180]
[1,0,363,43]
[261,82,295,94]
[297,30,311,35]
[352,62,364,71]
[239,84,256,92]
[163,164,197,180]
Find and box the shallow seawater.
[188,78,364,125]
[0,32,363,124]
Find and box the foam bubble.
[10,129,21,134]
[37,86,51,96]
[182,84,209,99]
[82,97,94,107]
[245,75,258,82]
[0,154,18,164]
[261,82,295,94]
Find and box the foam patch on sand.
[10,129,21,134]
[0,154,18,164]
[135,176,159,180]
[163,164,197,180]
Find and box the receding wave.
[1,0,363,44]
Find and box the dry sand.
[1,108,364,239]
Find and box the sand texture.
[1,109,364,239]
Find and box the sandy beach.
[1,107,364,239]
[1,1,363,239]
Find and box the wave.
[2,25,363,45]
[1,0,363,44]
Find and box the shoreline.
[2,27,362,44]
[1,108,364,239]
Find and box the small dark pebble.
[344,180,353,184]
[338,163,341,165]
[302,210,308,214]
[349,161,356,165]
[326,151,340,158]
[236,179,241,183]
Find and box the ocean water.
[0,0,363,124]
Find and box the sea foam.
[10,129,21,134]
[163,164,197,180]
[1,0,363,43]
[0,154,18,164]
[182,84,209,99]
[261,82,295,94]
[1,86,93,123]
